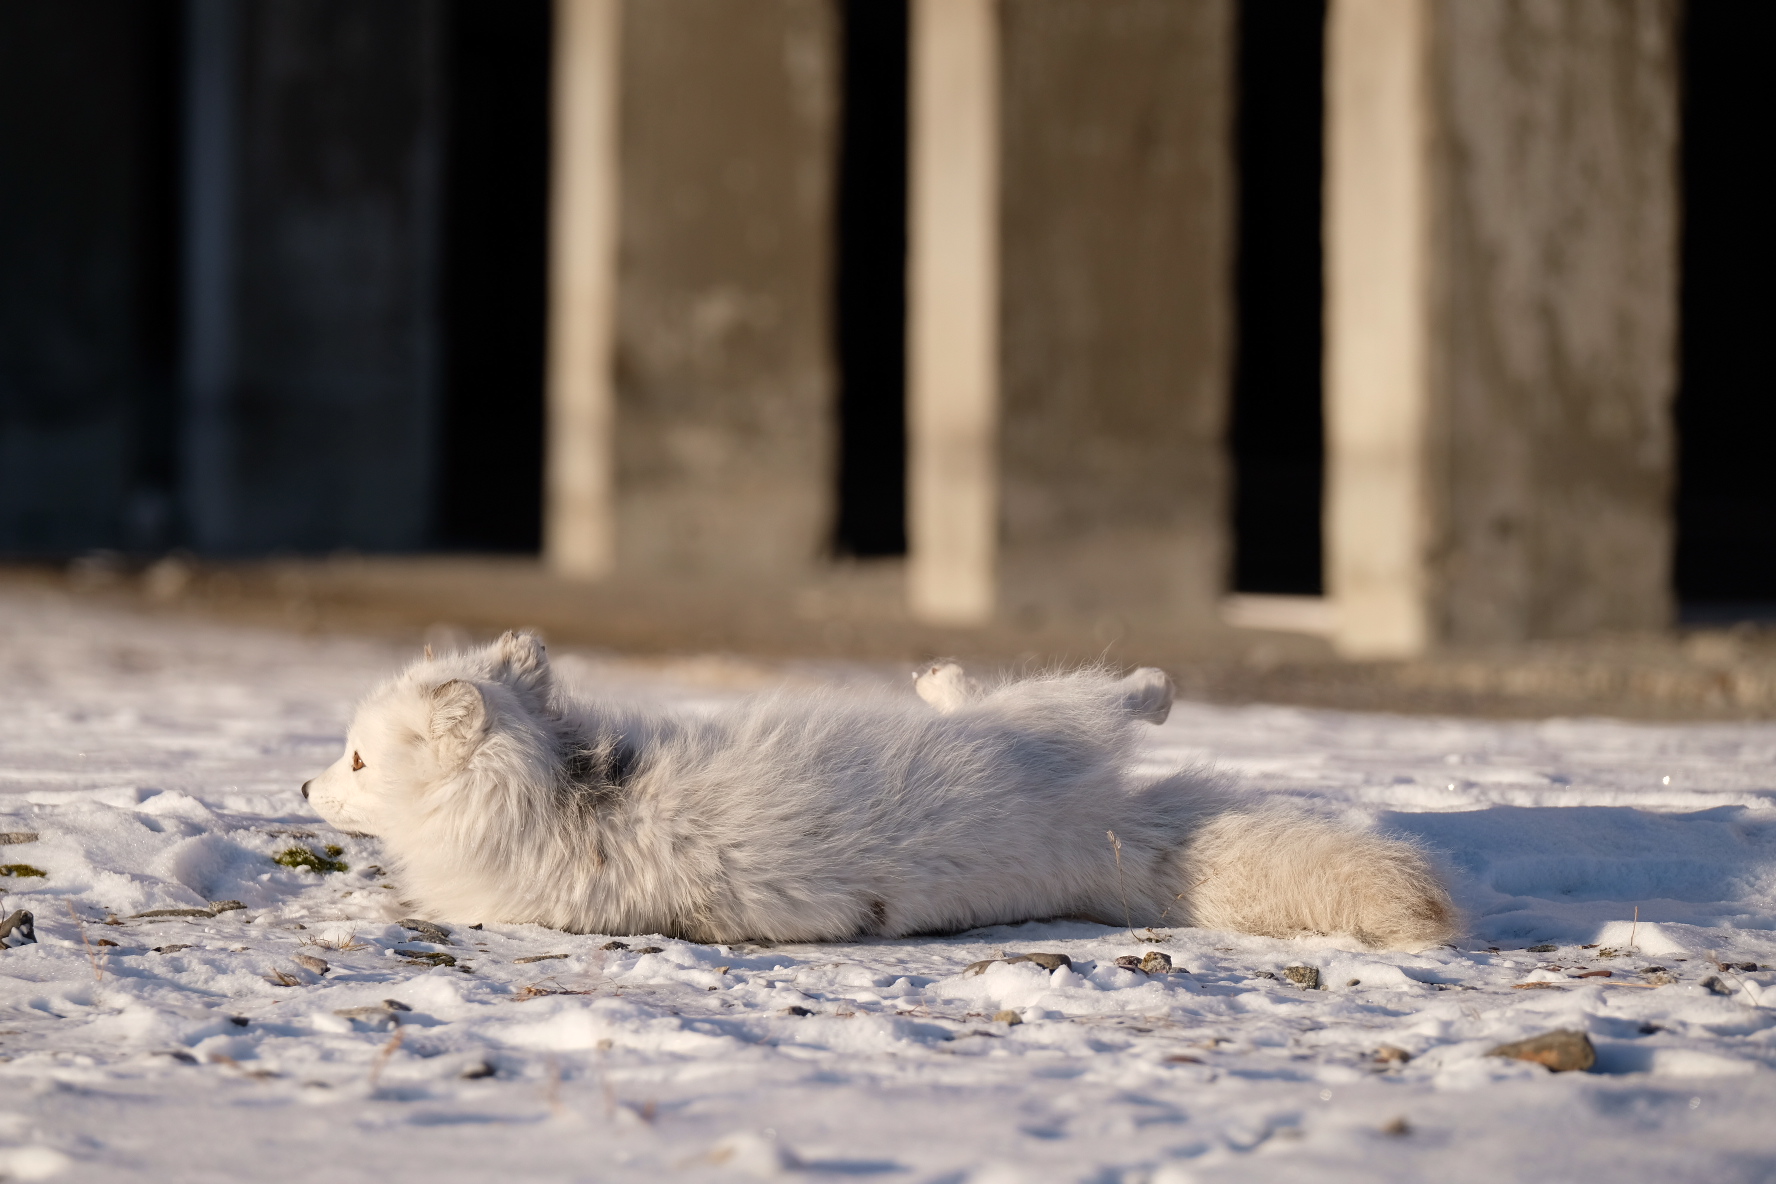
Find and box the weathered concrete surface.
[997,0,1235,632]
[1431,0,1679,643]
[615,0,837,578]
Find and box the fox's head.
[302,630,554,836]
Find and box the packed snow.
[0,585,1772,1182]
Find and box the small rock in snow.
[707,1130,802,1178]
[600,940,629,951]
[0,832,39,845]
[1701,975,1733,995]
[0,909,36,949]
[1374,1045,1411,1064]
[1283,965,1321,990]
[1486,1029,1595,1072]
[964,952,1070,976]
[1139,951,1173,975]
[293,954,328,974]
[992,1010,1023,1026]
[399,918,453,945]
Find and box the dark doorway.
[1229,0,1326,595]
[435,0,552,552]
[832,0,909,558]
[0,0,182,556]
[1673,1,1776,618]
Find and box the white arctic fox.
[302,632,1456,950]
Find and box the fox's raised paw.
[1119,667,1174,725]
[913,662,982,714]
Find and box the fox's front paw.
[913,661,981,713]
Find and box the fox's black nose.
[300,781,311,800]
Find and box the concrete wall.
[997,0,1235,630]
[614,0,837,579]
[1326,0,1679,655]
[1432,0,1679,642]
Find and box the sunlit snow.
[0,586,1772,1182]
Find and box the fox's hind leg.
[919,662,1174,725]
[913,662,982,713]
[1117,667,1174,725]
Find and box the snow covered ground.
[0,585,1773,1183]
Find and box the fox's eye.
[351,751,365,772]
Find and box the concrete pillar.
[997,0,1235,636]
[1326,0,1679,657]
[543,0,622,579]
[614,0,838,580]
[1324,0,1433,657]
[907,0,1000,625]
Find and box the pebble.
[1283,965,1321,990]
[399,919,453,945]
[1139,951,1172,975]
[964,952,1071,977]
[1486,1029,1596,1072]
[0,910,35,949]
[514,953,568,964]
[992,1010,1023,1025]
[0,833,38,845]
[1374,1045,1411,1065]
[1701,975,1733,995]
[293,954,329,974]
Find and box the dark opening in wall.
[1229,0,1326,596]
[832,0,909,558]
[0,0,182,556]
[1674,0,1776,619]
[435,0,551,552]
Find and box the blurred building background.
[0,0,1770,673]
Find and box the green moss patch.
[0,864,46,878]
[273,846,348,874]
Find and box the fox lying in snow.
[301,632,1457,950]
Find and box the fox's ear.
[493,630,551,708]
[428,679,487,767]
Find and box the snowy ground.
[0,587,1773,1183]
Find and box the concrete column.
[997,0,1234,639]
[1324,0,1433,658]
[544,0,622,579]
[615,0,838,579]
[1325,0,1679,657]
[907,0,999,625]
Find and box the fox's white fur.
[303,634,1457,950]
